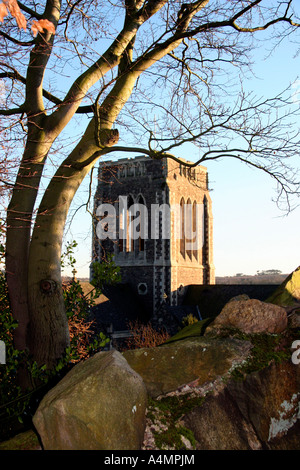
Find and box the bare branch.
[17,2,43,20]
[0,29,34,46]
[0,106,25,115]
[0,66,93,114]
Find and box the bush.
[62,278,109,364]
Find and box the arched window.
[186,198,192,260]
[137,195,146,252]
[118,197,126,252]
[180,197,185,258]
[193,200,198,260]
[127,195,135,252]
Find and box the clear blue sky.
[211,30,300,277]
[62,25,300,279]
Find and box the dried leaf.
[0,3,8,23]
[3,0,26,30]
[31,19,55,37]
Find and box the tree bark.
[5,0,61,355]
[6,129,51,352]
[27,119,119,366]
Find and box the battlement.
[98,155,208,189]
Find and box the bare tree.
[1,0,300,372]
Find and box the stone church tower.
[91,155,214,319]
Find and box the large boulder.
[33,350,147,450]
[182,387,262,450]
[123,336,252,398]
[204,298,288,336]
[182,360,300,450]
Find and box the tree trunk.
[27,120,119,367]
[6,0,60,354]
[6,131,51,353]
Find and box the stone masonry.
[91,156,214,319]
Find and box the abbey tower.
[91,155,214,319]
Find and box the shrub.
[62,278,109,363]
[124,321,170,350]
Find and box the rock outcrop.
[33,350,147,450]
[32,301,300,451]
[204,298,288,336]
[123,336,252,398]
[182,360,300,450]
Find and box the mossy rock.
[266,266,300,307]
[147,394,202,450]
[123,336,252,398]
[163,318,212,345]
[0,430,41,450]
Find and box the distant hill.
[216,274,288,285]
[68,274,288,288]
